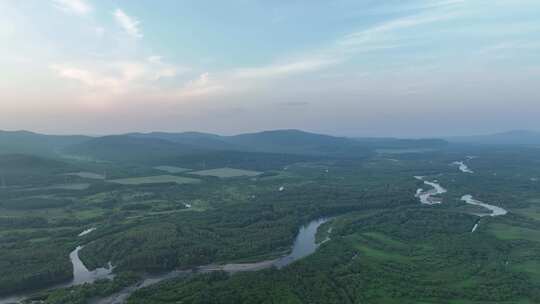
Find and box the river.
[412,176,508,233]
[78,227,97,237]
[414,176,447,205]
[70,246,114,285]
[93,218,329,304]
[0,246,114,304]
[1,218,329,304]
[461,195,508,232]
[452,161,474,173]
[461,195,507,217]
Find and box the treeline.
[127,208,540,304]
[78,177,416,275]
[0,241,73,295]
[31,272,140,304]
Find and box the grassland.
[487,222,540,242]
[108,175,200,185]
[153,166,192,173]
[189,167,262,178]
[64,171,105,179]
[16,183,91,191]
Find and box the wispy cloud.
[340,11,461,48]
[46,0,467,104]
[480,41,540,53]
[233,58,337,79]
[51,64,124,93]
[52,0,92,15]
[114,9,143,39]
[206,4,463,93]
[50,57,184,99]
[177,73,225,98]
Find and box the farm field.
[4,1,540,302]
[153,166,192,173]
[1,133,540,304]
[64,172,105,179]
[189,167,262,178]
[108,175,200,185]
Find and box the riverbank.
[1,218,330,304]
[414,176,447,205]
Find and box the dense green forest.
[1,131,540,303]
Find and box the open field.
[514,206,540,221]
[108,175,200,185]
[487,223,540,242]
[64,171,105,179]
[153,166,192,173]
[2,141,540,303]
[189,167,262,178]
[17,183,91,191]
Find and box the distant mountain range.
[67,130,374,162]
[2,129,538,163]
[446,130,540,145]
[0,129,449,162]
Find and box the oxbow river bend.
[0,218,329,304]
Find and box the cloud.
[147,56,162,64]
[233,58,337,79]
[165,58,338,100]
[147,55,190,80]
[209,5,461,92]
[49,0,468,103]
[340,11,460,48]
[50,64,123,92]
[230,4,462,84]
[50,57,185,99]
[52,0,92,15]
[177,73,224,97]
[480,41,540,53]
[114,9,143,39]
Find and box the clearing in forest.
[189,167,262,178]
[154,166,192,173]
[108,175,200,185]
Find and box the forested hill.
[63,135,204,163]
[0,129,450,162]
[0,130,90,157]
[130,129,370,156]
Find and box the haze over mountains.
[1,129,539,164]
[446,130,540,146]
[0,129,443,161]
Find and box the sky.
[1,0,539,137]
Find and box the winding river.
[414,176,447,205]
[78,227,97,237]
[93,218,329,304]
[461,195,507,232]
[461,195,507,217]
[70,246,115,285]
[413,176,508,233]
[273,218,328,268]
[452,161,474,173]
[1,218,329,304]
[0,246,114,304]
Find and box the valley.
[0,130,539,303]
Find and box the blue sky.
[1,0,539,136]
